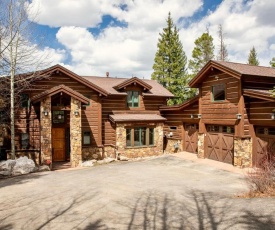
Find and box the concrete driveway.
[0,153,274,230]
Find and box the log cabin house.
[1,65,174,167]
[161,60,275,168]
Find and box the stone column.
[70,98,82,167]
[197,133,205,158]
[234,137,252,168]
[40,96,52,164]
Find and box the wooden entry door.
[185,123,198,153]
[52,128,65,161]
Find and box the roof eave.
[189,60,242,88]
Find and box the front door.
[52,128,65,161]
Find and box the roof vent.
[106,72,109,77]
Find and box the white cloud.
[180,0,275,66]
[30,0,275,77]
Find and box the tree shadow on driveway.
[117,190,275,230]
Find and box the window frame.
[83,131,91,145]
[21,133,29,149]
[211,84,226,102]
[126,127,155,148]
[82,94,91,107]
[127,91,139,108]
[52,110,65,124]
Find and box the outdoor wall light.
[190,114,194,119]
[43,110,48,116]
[197,114,202,119]
[236,113,242,120]
[271,113,275,120]
[58,114,62,120]
[74,110,79,116]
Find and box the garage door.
[206,125,234,164]
[255,127,275,167]
[185,123,198,153]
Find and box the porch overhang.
[31,84,90,104]
[109,114,167,123]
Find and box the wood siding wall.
[102,84,166,146]
[13,72,102,151]
[200,73,240,126]
[161,103,199,139]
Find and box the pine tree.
[152,13,190,105]
[247,46,260,66]
[217,24,228,61]
[270,57,275,67]
[188,30,215,75]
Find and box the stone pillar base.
[197,133,205,158]
[233,137,252,168]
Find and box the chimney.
[106,72,109,77]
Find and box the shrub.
[246,158,275,197]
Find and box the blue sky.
[28,0,275,78]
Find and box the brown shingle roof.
[243,89,275,101]
[189,60,275,88]
[82,76,174,97]
[109,114,166,123]
[159,96,199,111]
[215,61,275,77]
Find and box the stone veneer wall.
[104,146,117,159]
[116,123,163,158]
[82,147,103,160]
[197,133,205,158]
[40,96,52,163]
[164,138,182,153]
[70,98,82,167]
[233,137,252,168]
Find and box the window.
[222,126,234,134]
[21,133,29,149]
[126,127,154,147]
[20,94,29,108]
[83,131,91,145]
[52,111,65,124]
[82,95,91,107]
[127,91,139,107]
[212,84,225,101]
[149,128,154,146]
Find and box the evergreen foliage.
[270,57,275,67]
[151,13,191,105]
[188,31,215,75]
[247,46,260,66]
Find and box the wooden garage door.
[255,127,275,167]
[185,123,198,153]
[206,125,234,164]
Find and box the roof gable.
[82,76,174,97]
[31,84,90,104]
[189,60,275,88]
[113,77,152,91]
[38,65,109,96]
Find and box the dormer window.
[212,84,225,101]
[127,91,139,107]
